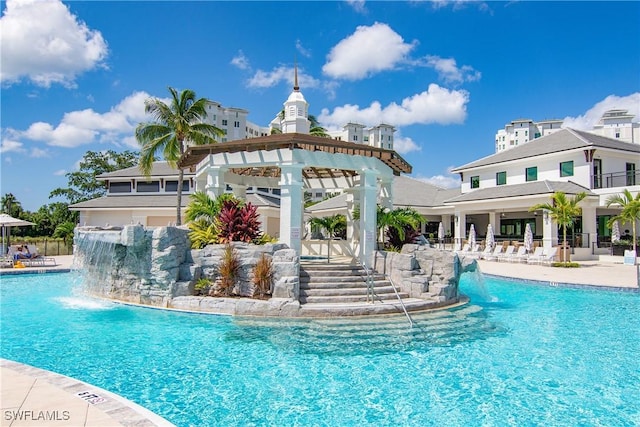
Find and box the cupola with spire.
[281,62,310,134]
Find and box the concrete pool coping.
[0,359,174,427]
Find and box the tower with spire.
[280,62,310,134]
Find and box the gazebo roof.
[178,133,412,177]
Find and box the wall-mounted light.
[543,210,550,224]
[454,215,459,224]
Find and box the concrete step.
[300,285,398,297]
[299,279,389,289]
[297,298,442,316]
[299,291,409,304]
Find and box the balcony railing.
[591,170,639,189]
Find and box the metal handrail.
[385,273,414,328]
[356,258,413,328]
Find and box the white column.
[581,203,597,249]
[345,189,360,256]
[359,169,378,267]
[205,166,226,200]
[454,211,466,248]
[279,164,304,254]
[442,214,452,237]
[489,211,499,232]
[542,209,558,250]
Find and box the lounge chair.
[526,247,544,264]
[484,245,503,261]
[477,245,494,259]
[456,243,471,254]
[18,245,57,267]
[497,245,515,262]
[466,244,483,258]
[540,247,558,265]
[508,246,528,262]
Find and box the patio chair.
[526,247,544,264]
[466,244,483,258]
[456,243,471,254]
[508,246,527,262]
[484,245,503,261]
[478,245,494,259]
[540,247,558,265]
[497,245,515,262]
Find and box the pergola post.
[279,164,304,253]
[379,176,393,211]
[359,169,378,268]
[454,210,466,249]
[205,166,226,200]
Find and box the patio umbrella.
[486,223,495,250]
[0,214,35,254]
[524,222,534,253]
[437,222,445,243]
[611,220,620,243]
[468,224,476,248]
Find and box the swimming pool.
[1,272,638,426]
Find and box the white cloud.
[414,168,461,189]
[322,22,416,80]
[429,0,490,12]
[562,93,640,130]
[421,55,481,85]
[231,50,250,70]
[0,0,108,88]
[0,138,24,154]
[295,40,311,58]
[53,169,67,176]
[12,91,151,148]
[394,135,421,154]
[247,65,320,89]
[319,84,469,127]
[346,0,367,13]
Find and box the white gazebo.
[178,133,411,267]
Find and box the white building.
[495,109,640,152]
[327,123,396,150]
[450,128,640,259]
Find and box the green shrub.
[551,262,580,268]
[194,278,212,295]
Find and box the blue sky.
[1,0,639,211]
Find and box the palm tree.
[530,191,587,266]
[1,193,22,217]
[136,87,224,225]
[605,189,640,254]
[308,214,346,262]
[353,205,423,249]
[309,115,330,138]
[185,192,238,224]
[53,221,76,252]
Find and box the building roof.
[97,162,191,179]
[70,194,189,210]
[452,128,640,172]
[70,192,281,210]
[177,132,412,176]
[306,175,460,213]
[444,180,594,204]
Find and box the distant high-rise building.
[495,109,639,152]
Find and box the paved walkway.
[477,258,639,289]
[1,359,173,427]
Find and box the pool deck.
[0,359,174,427]
[477,259,639,290]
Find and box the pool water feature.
[1,272,638,426]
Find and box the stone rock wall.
[373,244,477,303]
[74,226,300,309]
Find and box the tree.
[605,189,640,254]
[309,115,330,138]
[136,87,224,225]
[1,193,23,217]
[530,191,587,266]
[308,214,347,262]
[53,221,76,250]
[185,192,238,224]
[50,150,139,204]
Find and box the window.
[525,130,528,136]
[496,171,507,186]
[165,181,189,192]
[525,167,537,182]
[470,176,480,189]
[353,135,358,141]
[108,182,131,193]
[222,119,227,126]
[534,132,541,138]
[515,131,518,136]
[616,132,621,138]
[626,162,636,186]
[137,181,159,193]
[560,161,574,177]
[234,121,240,128]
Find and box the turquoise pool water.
[1,272,639,426]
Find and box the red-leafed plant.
[215,199,263,243]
